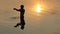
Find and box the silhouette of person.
[13,5,25,30]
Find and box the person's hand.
[13,8,16,10]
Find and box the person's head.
[20,5,24,9]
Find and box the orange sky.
[0,0,60,34]
[0,0,60,10]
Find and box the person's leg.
[14,23,21,27]
[20,19,25,30]
[21,25,24,30]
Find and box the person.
[13,5,25,30]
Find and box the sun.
[36,4,41,13]
[33,3,42,13]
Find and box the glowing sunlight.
[33,4,42,13]
[36,4,41,13]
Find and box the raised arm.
[13,8,20,11]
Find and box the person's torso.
[19,9,25,16]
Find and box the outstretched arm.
[13,8,20,11]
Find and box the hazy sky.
[0,0,60,10]
[0,0,60,34]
